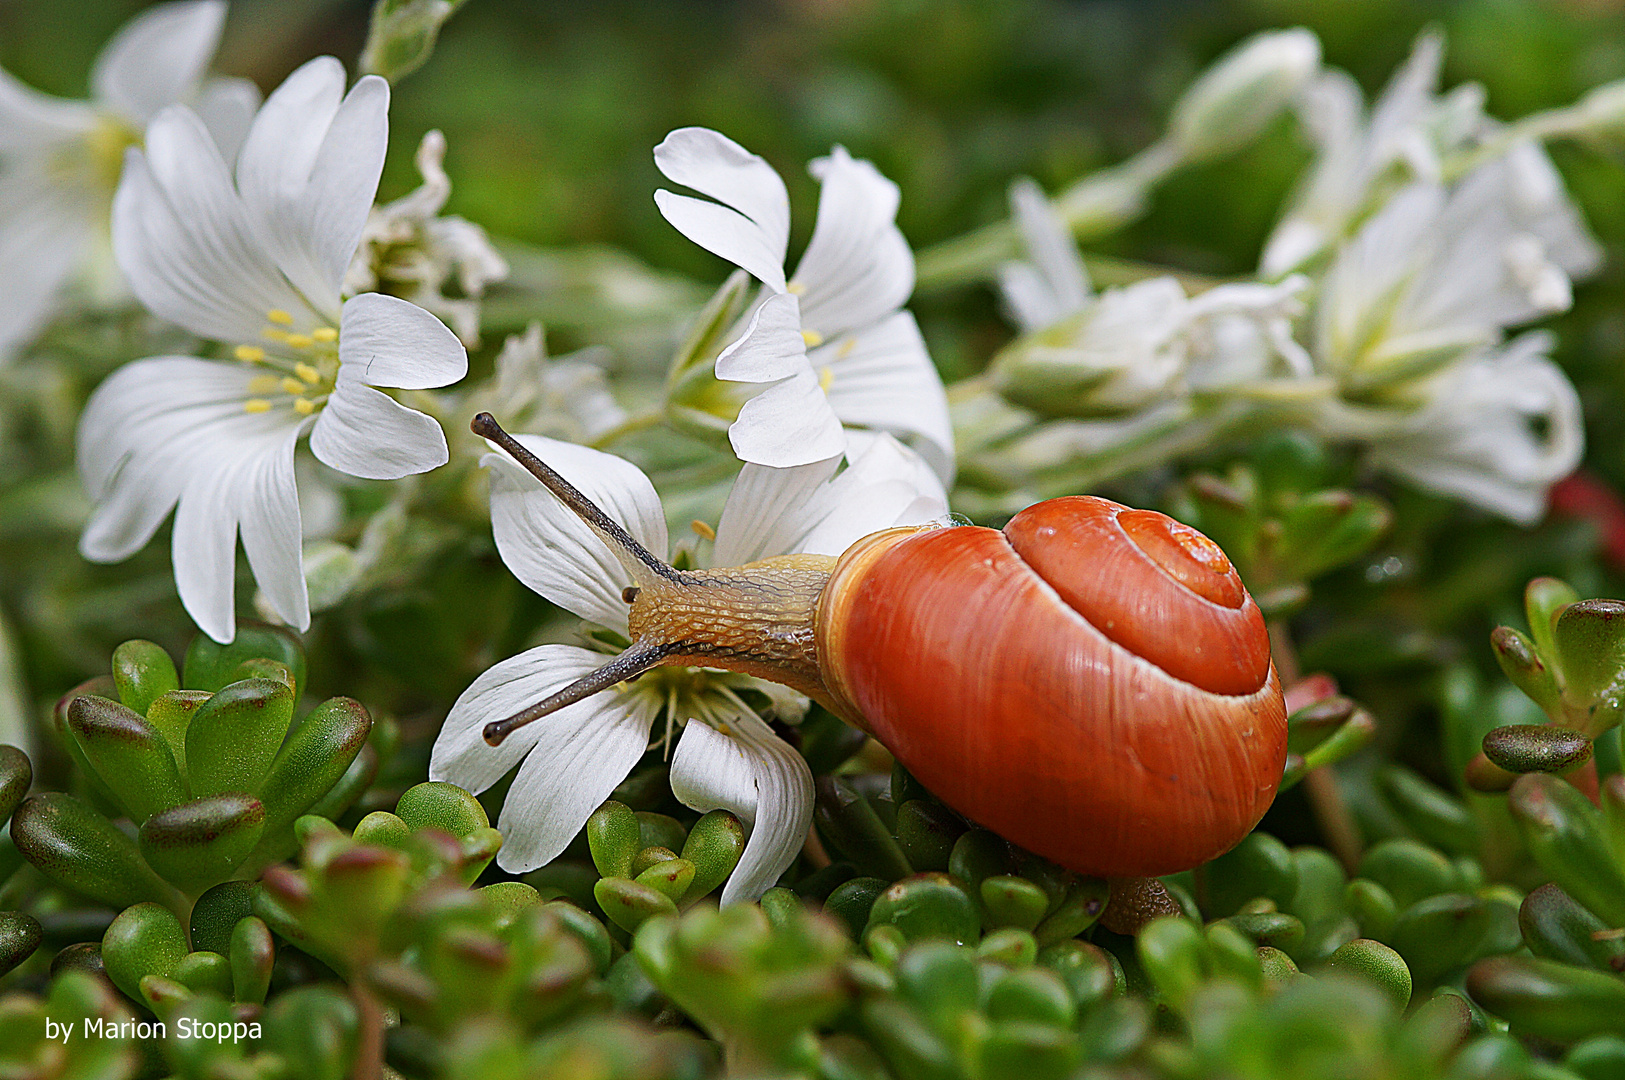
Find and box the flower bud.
[1167,29,1322,164]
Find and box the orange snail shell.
[816,495,1287,879]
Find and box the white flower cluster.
[26,2,954,906]
[989,31,1602,525]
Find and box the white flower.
[343,129,508,348]
[464,322,628,445]
[993,178,1311,414]
[1261,31,1485,277]
[0,0,259,361]
[653,127,953,481]
[77,57,468,644]
[1313,144,1600,390]
[430,430,947,902]
[1363,331,1582,524]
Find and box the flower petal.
[1368,332,1581,525]
[171,408,308,643]
[812,311,955,483]
[655,191,789,295]
[727,368,846,469]
[999,176,1090,332]
[429,643,659,873]
[309,382,447,481]
[669,711,814,904]
[192,76,261,163]
[713,431,946,565]
[482,434,668,630]
[237,425,309,633]
[114,108,306,342]
[790,146,914,340]
[0,68,95,152]
[713,454,843,567]
[337,292,468,389]
[92,0,226,126]
[0,172,91,361]
[236,58,388,317]
[78,356,260,561]
[798,430,948,555]
[653,127,788,290]
[715,292,807,383]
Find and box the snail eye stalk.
[482,639,674,747]
[470,412,678,584]
[470,413,687,747]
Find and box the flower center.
[238,309,341,417]
[50,114,141,197]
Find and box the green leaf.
[65,695,186,822]
[11,792,185,912]
[138,793,266,896]
[1509,774,1625,928]
[1327,938,1412,1011]
[173,950,233,998]
[594,876,678,933]
[1466,955,1625,1043]
[680,809,745,904]
[185,678,294,798]
[190,881,257,957]
[635,858,696,907]
[0,743,31,824]
[866,874,980,945]
[394,780,489,839]
[586,800,641,880]
[1519,883,1625,972]
[815,776,912,881]
[243,696,372,872]
[183,624,305,698]
[980,875,1051,932]
[1377,765,1480,853]
[0,911,40,978]
[111,640,179,719]
[1492,626,1563,719]
[101,902,189,1004]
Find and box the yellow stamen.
[819,365,834,392]
[802,328,825,348]
[284,333,314,349]
[838,338,856,359]
[312,327,338,343]
[247,375,280,395]
[234,345,266,363]
[243,399,272,414]
[263,327,290,343]
[266,309,294,325]
[295,362,322,384]
[690,519,717,541]
[786,281,806,295]
[294,398,316,416]
[280,377,305,395]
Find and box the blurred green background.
[6,0,1625,812]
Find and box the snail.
[471,412,1287,878]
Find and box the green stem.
[913,138,1184,294]
[588,408,667,448]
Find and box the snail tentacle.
[483,639,676,746]
[473,412,680,586]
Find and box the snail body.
[471,414,1288,879]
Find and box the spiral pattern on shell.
[817,495,1287,878]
